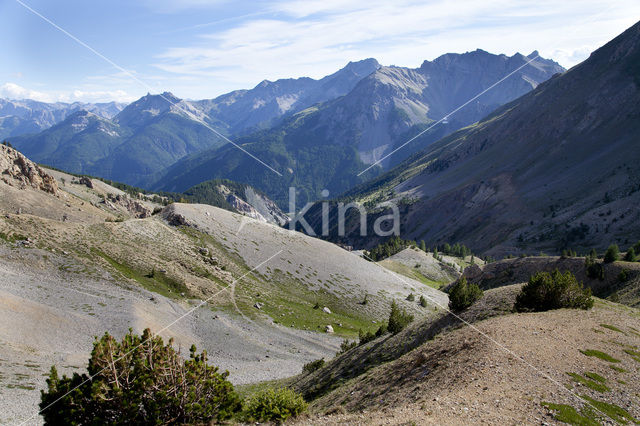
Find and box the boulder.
[325,325,334,333]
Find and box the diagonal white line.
[19,250,282,426]
[14,0,282,177]
[358,250,620,423]
[358,55,541,176]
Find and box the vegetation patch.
[580,395,638,424]
[243,387,308,423]
[580,349,621,363]
[0,231,28,243]
[40,329,242,424]
[566,373,610,393]
[600,324,626,334]
[515,269,593,312]
[623,348,640,363]
[91,248,189,299]
[302,358,325,374]
[448,278,483,311]
[541,402,600,426]
[609,365,627,373]
[583,372,607,383]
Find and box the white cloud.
[152,0,640,95]
[0,83,136,103]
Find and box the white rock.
[322,307,331,314]
[325,325,334,333]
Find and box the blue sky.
[1,0,638,103]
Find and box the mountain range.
[0,98,124,139]
[154,50,563,206]
[9,52,562,205]
[310,20,640,256]
[7,59,381,186]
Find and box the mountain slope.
[320,20,640,255]
[155,51,563,206]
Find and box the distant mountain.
[8,60,381,186]
[311,20,640,256]
[155,50,563,206]
[0,98,124,139]
[11,93,230,185]
[193,58,380,134]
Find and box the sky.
[0,0,638,103]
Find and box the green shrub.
[358,329,376,345]
[515,269,593,312]
[604,244,619,263]
[406,293,415,301]
[419,295,428,307]
[618,269,629,282]
[585,256,605,280]
[387,301,414,334]
[624,247,636,262]
[40,329,241,425]
[375,323,388,337]
[302,358,325,373]
[448,278,483,312]
[337,340,357,355]
[244,387,307,423]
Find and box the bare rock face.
[0,144,58,194]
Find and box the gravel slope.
[0,246,341,425]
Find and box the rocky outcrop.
[78,176,93,189]
[103,193,151,218]
[0,144,58,194]
[217,184,289,226]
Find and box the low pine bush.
[515,269,593,312]
[244,387,308,423]
[387,301,414,334]
[448,278,483,312]
[40,329,241,425]
[302,358,325,373]
[604,244,619,263]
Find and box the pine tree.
[624,247,636,262]
[604,244,619,263]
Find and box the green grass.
[91,248,190,299]
[583,372,607,383]
[623,348,640,363]
[566,373,610,393]
[541,402,600,426]
[378,259,449,289]
[249,271,376,338]
[580,395,638,424]
[0,231,28,243]
[600,324,626,334]
[236,378,292,400]
[180,228,378,337]
[609,365,627,373]
[580,349,621,363]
